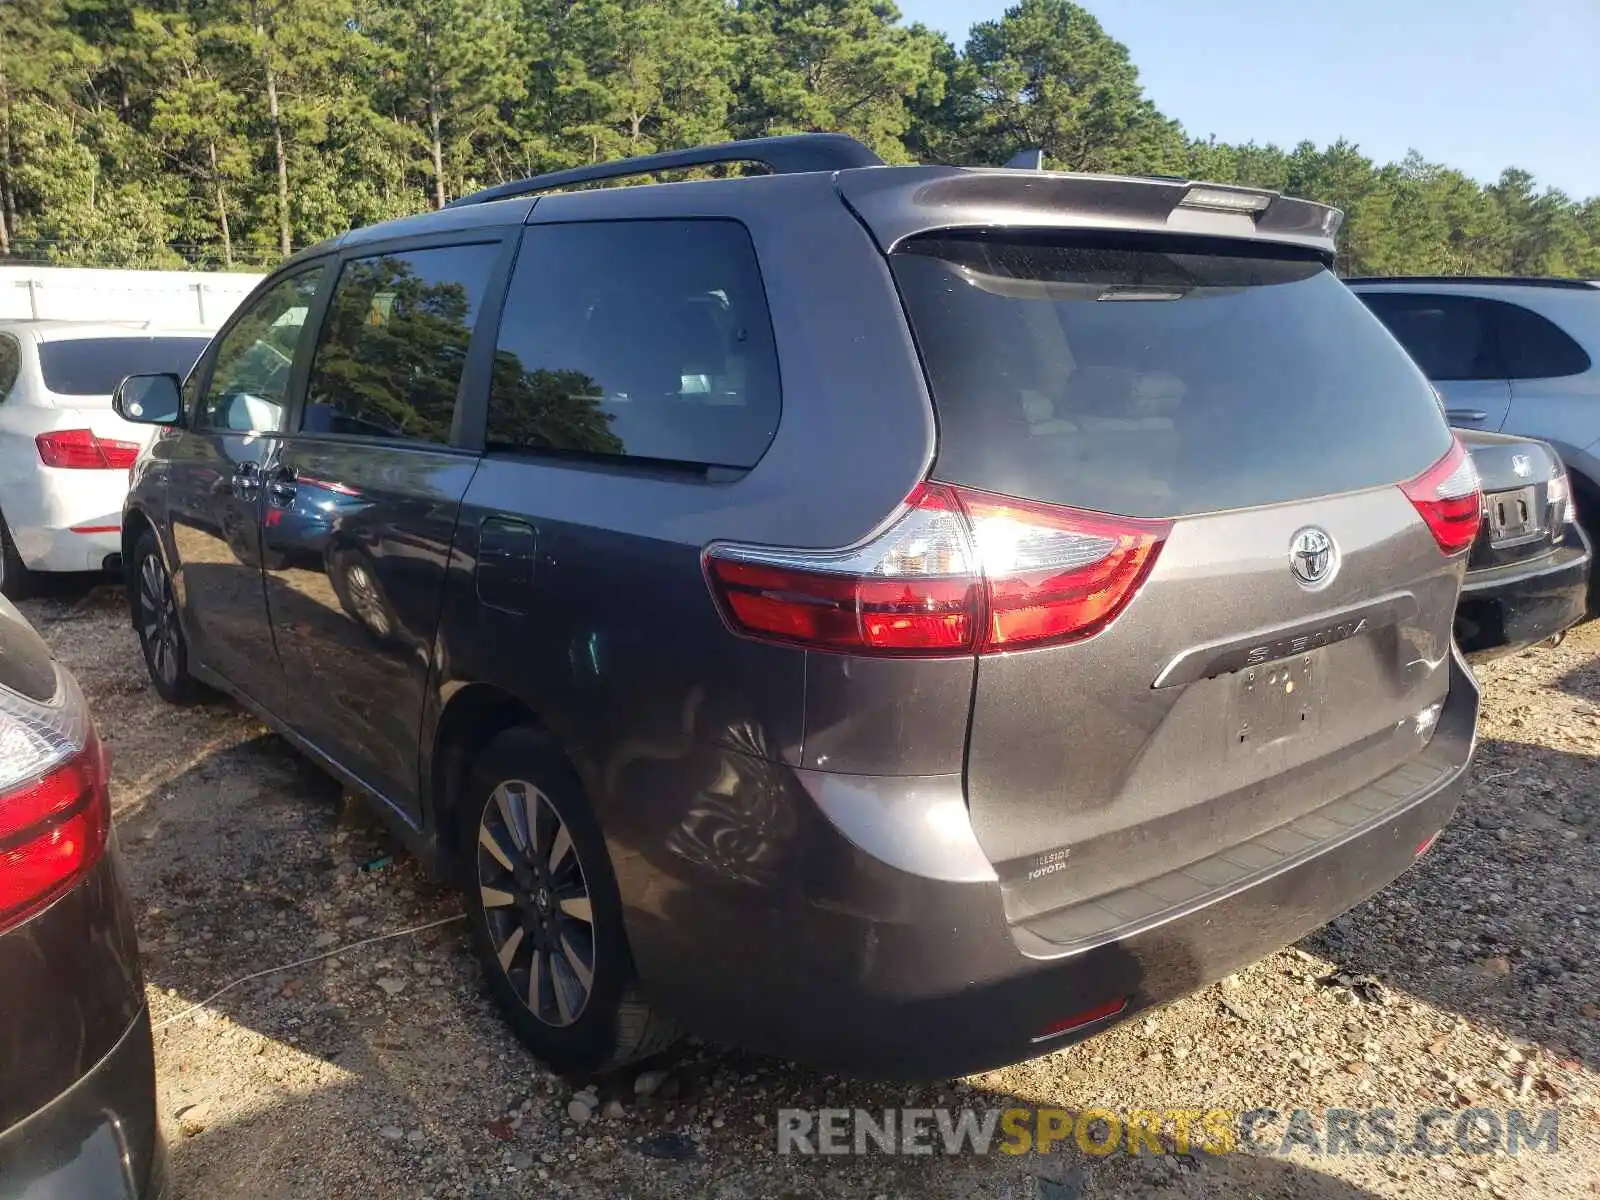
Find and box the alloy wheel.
[138,554,180,686]
[477,780,596,1027]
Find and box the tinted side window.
[0,334,18,401]
[200,269,324,432]
[304,243,499,444]
[1358,293,1506,381]
[488,220,780,468]
[1495,302,1591,379]
[38,337,210,396]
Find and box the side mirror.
[113,373,185,426]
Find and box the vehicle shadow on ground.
[1300,734,1597,1069]
[163,1071,1402,1200]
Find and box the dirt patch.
[18,582,1600,1199]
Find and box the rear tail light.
[703,483,1171,656]
[1400,438,1481,556]
[1548,471,1577,531]
[36,428,141,470]
[0,668,108,933]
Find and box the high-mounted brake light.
[703,483,1171,656]
[36,428,141,470]
[0,670,108,933]
[1400,438,1481,556]
[1178,186,1271,214]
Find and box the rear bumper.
[3,467,126,572]
[11,523,122,573]
[0,1007,164,1200]
[1457,526,1590,660]
[623,651,1478,1079]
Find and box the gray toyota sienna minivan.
[113,134,1481,1079]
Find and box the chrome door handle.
[1446,409,1488,422]
[231,461,260,498]
[265,463,298,507]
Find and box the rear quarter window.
[1495,301,1591,379]
[892,233,1452,519]
[39,336,211,397]
[487,219,781,470]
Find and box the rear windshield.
[39,336,210,398]
[891,234,1452,518]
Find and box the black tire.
[460,726,678,1076]
[0,511,38,600]
[130,530,207,705]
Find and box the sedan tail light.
[1400,438,1482,556]
[36,428,141,470]
[703,483,1171,656]
[0,668,108,933]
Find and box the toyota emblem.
[1289,527,1338,589]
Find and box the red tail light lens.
[1400,438,1481,556]
[0,671,108,933]
[36,428,141,470]
[957,491,1170,650]
[703,483,1171,656]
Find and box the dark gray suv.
[114,135,1481,1079]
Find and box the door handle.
[230,461,260,499]
[1446,409,1488,422]
[265,463,298,507]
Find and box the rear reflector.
[0,669,108,934]
[1414,831,1441,857]
[704,483,1170,656]
[1032,997,1128,1041]
[1400,438,1481,556]
[36,428,141,470]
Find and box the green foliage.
[0,0,1594,275]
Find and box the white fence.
[0,267,265,329]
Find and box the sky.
[896,0,1600,200]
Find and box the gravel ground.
[17,581,1600,1200]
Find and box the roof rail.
[1345,274,1600,291]
[447,133,884,209]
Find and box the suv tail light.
[36,428,141,470]
[0,669,108,933]
[1400,438,1481,556]
[703,483,1171,656]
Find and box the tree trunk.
[425,32,445,209]
[257,5,291,260]
[0,53,12,255]
[427,93,445,208]
[210,140,233,267]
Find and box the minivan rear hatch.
[878,208,1470,945]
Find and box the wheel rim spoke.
[496,925,525,971]
[559,934,593,993]
[551,956,576,1023]
[557,895,592,923]
[494,784,528,850]
[528,949,546,1014]
[549,823,573,875]
[478,823,515,872]
[479,885,516,908]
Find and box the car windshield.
[891,233,1452,518]
[38,336,210,399]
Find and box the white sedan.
[0,321,210,596]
